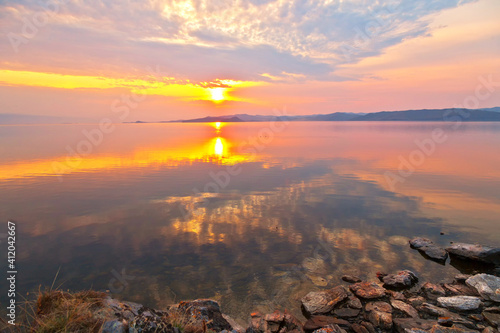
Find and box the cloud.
[0,0,476,83]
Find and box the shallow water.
[1,121,499,321]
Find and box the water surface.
[1,122,499,321]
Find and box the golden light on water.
[214,137,224,156]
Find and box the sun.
[209,88,225,102]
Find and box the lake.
[1,121,499,322]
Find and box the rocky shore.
[23,240,500,333]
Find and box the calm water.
[1,122,499,321]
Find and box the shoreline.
[4,241,500,333]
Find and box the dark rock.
[382,270,419,290]
[347,296,363,309]
[360,321,377,333]
[483,312,500,328]
[393,318,436,333]
[351,323,369,333]
[443,284,479,297]
[466,275,500,302]
[391,300,419,318]
[410,238,448,263]
[311,325,343,333]
[446,244,500,266]
[303,316,350,331]
[301,286,349,316]
[409,297,427,307]
[430,324,479,333]
[350,282,386,299]
[365,301,392,313]
[422,283,447,298]
[455,275,473,284]
[178,299,232,332]
[420,303,451,317]
[439,318,455,327]
[333,308,360,318]
[437,297,482,311]
[342,275,362,283]
[482,327,497,333]
[250,310,304,333]
[389,291,407,301]
[129,309,175,333]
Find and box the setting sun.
[210,88,225,102]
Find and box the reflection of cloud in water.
[12,163,463,321]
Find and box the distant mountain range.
[2,108,500,125]
[167,108,500,123]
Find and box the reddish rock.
[422,282,447,298]
[382,270,418,290]
[429,324,478,333]
[250,310,304,333]
[483,311,500,328]
[409,296,426,307]
[301,286,348,317]
[389,291,406,301]
[393,318,436,333]
[365,301,392,313]
[391,300,419,318]
[303,316,349,331]
[350,282,386,299]
[443,284,479,297]
[311,325,343,333]
[347,296,362,309]
[368,310,392,331]
[351,323,369,333]
[360,321,377,333]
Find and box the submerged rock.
[437,296,482,311]
[301,286,348,316]
[446,244,500,266]
[349,282,386,299]
[342,275,362,284]
[410,238,448,263]
[249,310,304,333]
[382,270,418,290]
[466,274,500,303]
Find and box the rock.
[391,300,419,318]
[368,310,392,331]
[303,316,350,331]
[482,312,500,328]
[129,309,174,333]
[312,325,343,333]
[393,318,436,333]
[389,291,407,301]
[443,284,479,297]
[482,327,497,333]
[347,296,363,309]
[333,308,360,318]
[382,270,419,290]
[429,324,479,333]
[409,297,427,307]
[361,321,377,333]
[422,283,447,298]
[301,286,348,316]
[365,301,392,313]
[437,296,482,311]
[456,275,473,284]
[342,275,362,284]
[223,314,246,333]
[410,238,448,263]
[178,299,232,332]
[350,282,386,299]
[446,244,500,266]
[351,324,369,333]
[102,320,127,333]
[466,274,500,302]
[420,303,451,317]
[439,318,455,327]
[250,310,304,333]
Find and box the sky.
[0,0,499,121]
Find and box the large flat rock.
[446,243,500,266]
[466,274,500,302]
